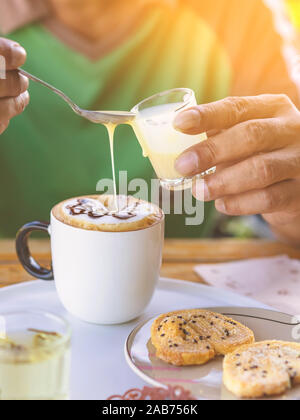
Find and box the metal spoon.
[19,69,136,125]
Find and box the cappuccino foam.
[52,195,163,232]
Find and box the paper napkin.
[194,255,300,315]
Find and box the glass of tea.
[0,310,71,400]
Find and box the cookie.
[151,309,254,366]
[223,341,300,398]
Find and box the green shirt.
[2,6,231,238]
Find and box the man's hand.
[174,94,300,244]
[0,38,29,135]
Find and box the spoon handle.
[19,68,80,113]
[19,68,136,124]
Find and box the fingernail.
[173,109,200,131]
[19,74,29,92]
[175,151,198,176]
[192,179,210,201]
[21,91,30,107]
[215,199,226,213]
[11,45,26,67]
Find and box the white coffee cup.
[16,205,164,324]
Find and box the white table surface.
[0,278,268,400]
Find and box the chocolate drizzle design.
[66,198,139,221]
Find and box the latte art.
[66,198,139,220]
[53,195,163,232]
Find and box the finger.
[263,211,300,227]
[0,38,27,70]
[206,129,222,137]
[0,120,9,135]
[193,149,300,201]
[0,71,29,98]
[175,118,284,176]
[214,179,300,216]
[173,94,292,134]
[174,94,295,134]
[0,91,30,120]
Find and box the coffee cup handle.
[16,221,54,281]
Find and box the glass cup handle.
[16,221,54,281]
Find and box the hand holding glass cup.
[131,88,215,191]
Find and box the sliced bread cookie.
[151,309,254,366]
[223,340,300,398]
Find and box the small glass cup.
[0,310,71,400]
[131,88,215,191]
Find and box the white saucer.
[0,278,269,400]
[125,307,300,400]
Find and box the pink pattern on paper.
[195,255,300,315]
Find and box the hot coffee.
[52,194,163,232]
[17,195,164,324]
